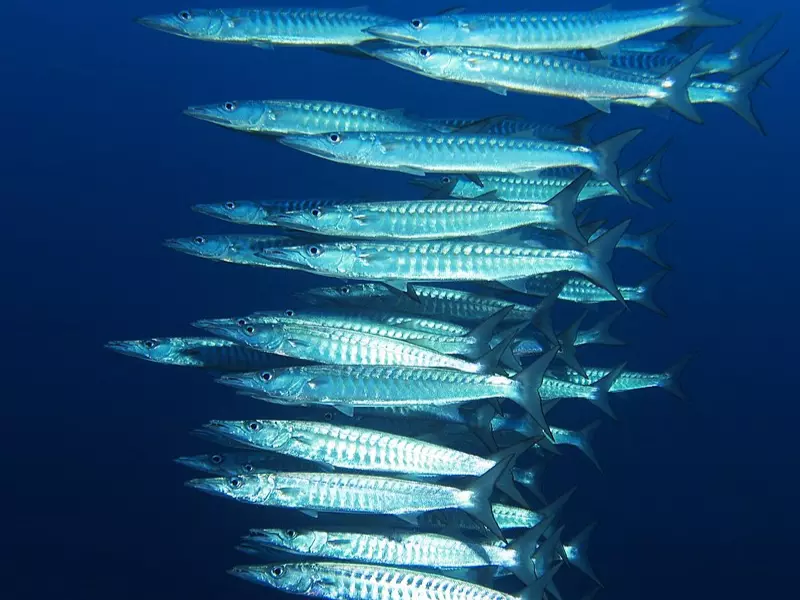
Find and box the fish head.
[203,419,295,450]
[271,204,353,235]
[174,452,267,477]
[228,563,318,595]
[186,473,274,503]
[217,367,304,400]
[135,9,228,41]
[278,132,382,165]
[183,100,279,133]
[193,318,285,351]
[191,200,270,225]
[248,528,329,554]
[104,338,188,365]
[367,45,457,78]
[163,235,236,260]
[365,15,466,46]
[298,283,393,307]
[256,242,357,276]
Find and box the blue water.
[4,0,798,598]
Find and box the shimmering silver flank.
[187,458,513,539]
[364,2,736,50]
[104,337,282,371]
[256,222,631,304]
[184,100,442,136]
[278,130,642,199]
[136,8,394,47]
[426,112,602,144]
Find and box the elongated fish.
[195,320,516,376]
[104,337,288,370]
[278,130,642,199]
[364,1,735,51]
[274,174,589,243]
[174,451,310,476]
[202,419,536,505]
[188,458,514,539]
[216,351,557,435]
[257,221,631,303]
[184,100,441,136]
[136,8,392,48]
[242,520,554,584]
[163,234,309,267]
[192,198,356,226]
[368,44,711,122]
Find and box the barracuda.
[187,458,514,539]
[539,364,625,418]
[194,320,517,375]
[162,234,310,268]
[174,451,309,477]
[364,1,735,51]
[229,561,562,600]
[242,519,556,585]
[215,351,557,436]
[184,100,442,135]
[192,198,357,226]
[526,271,668,316]
[136,7,392,47]
[200,419,537,506]
[273,174,589,243]
[367,44,712,122]
[104,337,286,370]
[278,130,642,199]
[257,222,631,304]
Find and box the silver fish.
[174,451,309,476]
[278,130,643,199]
[192,198,358,226]
[364,2,735,51]
[163,234,308,267]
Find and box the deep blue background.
[3,1,798,598]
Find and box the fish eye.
[307,246,322,257]
[328,133,341,144]
[410,18,424,29]
[260,372,273,382]
[284,309,295,317]
[248,421,261,432]
[244,326,256,335]
[287,529,298,538]
[339,286,351,294]
[237,318,247,327]
[229,477,243,489]
[223,101,237,112]
[143,339,159,350]
[441,176,451,184]
[271,566,285,577]
[311,208,322,218]
[243,463,254,473]
[178,10,192,21]
[225,201,236,210]
[211,454,223,464]
[193,236,206,244]
[323,412,334,421]
[418,47,431,58]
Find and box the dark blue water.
[4,1,798,598]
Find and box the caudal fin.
[531,283,562,344]
[579,308,626,347]
[667,27,704,53]
[488,438,541,509]
[477,324,525,374]
[512,347,559,440]
[636,222,673,269]
[593,129,643,200]
[679,0,739,28]
[564,523,602,586]
[575,420,603,471]
[637,140,672,202]
[556,311,588,377]
[618,161,653,209]
[563,111,603,145]
[726,15,782,77]
[546,172,591,244]
[661,355,691,400]
[508,515,556,584]
[541,487,577,520]
[588,362,627,419]
[661,43,713,123]
[520,563,564,600]
[466,456,514,541]
[467,306,515,359]
[724,50,789,135]
[582,219,631,305]
[633,270,669,316]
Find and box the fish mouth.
[135,15,185,36]
[191,204,224,217]
[183,106,233,126]
[253,247,303,267]
[184,477,229,497]
[227,565,266,584]
[192,319,236,338]
[216,374,257,390]
[277,136,339,160]
[173,456,209,473]
[363,25,419,45]
[104,341,141,358]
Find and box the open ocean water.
[3,0,799,598]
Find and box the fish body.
[364,2,735,50]
[444,173,625,203]
[136,8,391,47]
[421,503,549,532]
[426,112,600,144]
[104,337,285,370]
[184,100,439,135]
[272,195,583,242]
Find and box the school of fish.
[112,2,785,600]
